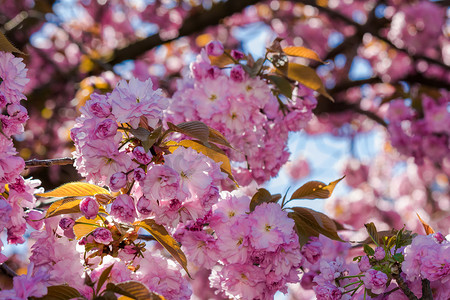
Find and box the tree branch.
[106,0,262,66]
[25,157,75,168]
[420,279,433,300]
[0,263,17,278]
[392,271,419,300]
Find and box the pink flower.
[79,197,99,220]
[141,164,182,201]
[0,263,48,299]
[205,41,224,56]
[94,118,118,138]
[136,196,152,215]
[358,255,371,272]
[86,94,112,118]
[110,77,168,129]
[362,269,388,294]
[301,237,323,264]
[110,194,137,223]
[109,172,127,192]
[248,202,295,251]
[313,283,343,300]
[231,50,244,60]
[92,227,113,244]
[0,51,29,104]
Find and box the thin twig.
[0,263,17,278]
[420,279,433,300]
[25,157,75,168]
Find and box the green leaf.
[45,198,82,218]
[36,182,110,198]
[279,63,333,101]
[167,121,210,144]
[393,253,404,263]
[130,127,151,142]
[134,219,190,277]
[363,244,375,256]
[364,223,380,246]
[35,285,81,300]
[289,207,345,246]
[0,32,25,54]
[97,263,115,294]
[282,46,325,63]
[249,188,280,212]
[268,75,293,99]
[290,176,344,200]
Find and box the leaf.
[289,207,345,246]
[130,127,151,142]
[97,263,115,294]
[363,244,375,256]
[290,176,345,200]
[288,212,320,246]
[282,46,325,63]
[364,222,380,246]
[73,216,102,239]
[268,75,293,99]
[209,50,235,67]
[36,285,81,300]
[177,139,235,184]
[249,188,280,212]
[278,63,333,101]
[167,121,210,144]
[45,198,82,218]
[135,219,190,277]
[0,32,25,54]
[416,213,435,235]
[208,127,233,149]
[36,182,110,198]
[107,282,165,300]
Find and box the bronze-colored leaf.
[268,75,293,99]
[250,188,273,212]
[209,50,236,67]
[36,182,110,198]
[288,212,320,246]
[134,219,190,277]
[282,46,325,64]
[167,121,210,144]
[290,176,344,200]
[364,222,380,246]
[289,207,345,246]
[36,285,81,300]
[177,139,235,184]
[278,63,333,101]
[416,213,435,235]
[208,127,233,149]
[0,32,25,54]
[97,263,115,294]
[45,198,82,218]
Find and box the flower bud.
[92,227,113,244]
[206,41,224,56]
[132,146,152,165]
[231,50,244,60]
[133,168,146,181]
[136,196,152,215]
[374,246,385,261]
[230,65,247,82]
[358,255,371,272]
[109,172,127,192]
[59,217,75,230]
[110,194,137,223]
[80,197,99,220]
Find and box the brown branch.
[392,271,419,300]
[420,279,433,300]
[106,0,262,66]
[0,263,17,278]
[25,157,74,168]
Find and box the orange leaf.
[416,213,435,235]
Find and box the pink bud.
[136,196,152,215]
[109,172,127,192]
[134,168,146,181]
[59,217,75,230]
[358,255,371,272]
[230,65,247,82]
[231,50,244,60]
[206,41,224,56]
[92,227,113,244]
[132,146,152,165]
[374,247,385,261]
[80,197,99,220]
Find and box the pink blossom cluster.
[402,233,450,284]
[166,43,317,185]
[387,94,450,165]
[174,191,303,299]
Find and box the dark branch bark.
[0,263,17,278]
[392,272,419,300]
[107,0,262,66]
[420,279,433,300]
[25,157,74,168]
